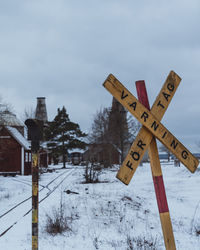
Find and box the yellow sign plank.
[117,126,152,184]
[103,74,199,179]
[116,71,181,184]
[150,70,181,120]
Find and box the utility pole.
[25,119,43,250]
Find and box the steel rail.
[0,169,75,237]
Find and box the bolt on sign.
[103,71,199,250]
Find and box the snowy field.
[0,162,199,250]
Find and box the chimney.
[35,97,48,122]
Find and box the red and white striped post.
[136,81,176,250]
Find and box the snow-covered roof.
[1,111,24,126]
[68,148,85,154]
[6,126,30,150]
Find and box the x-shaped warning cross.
[103,71,199,185]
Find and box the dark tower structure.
[35,97,48,122]
[108,97,129,161]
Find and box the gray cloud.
[0,0,200,151]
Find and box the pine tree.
[45,106,86,168]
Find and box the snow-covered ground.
[0,162,199,249]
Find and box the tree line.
[0,96,141,168]
[44,98,140,168]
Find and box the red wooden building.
[0,126,32,175]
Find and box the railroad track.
[0,170,70,220]
[0,168,75,237]
[11,178,47,189]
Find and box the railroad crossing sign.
[103,71,199,184]
[103,71,199,249]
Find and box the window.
[25,152,28,162]
[29,153,32,162]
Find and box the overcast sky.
[0,0,200,151]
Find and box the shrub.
[84,162,102,183]
[0,192,11,200]
[191,202,200,236]
[44,194,78,236]
[127,235,159,250]
[45,207,71,236]
[194,225,200,236]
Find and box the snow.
[0,162,199,249]
[68,148,85,154]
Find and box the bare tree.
[88,107,110,144]
[107,99,140,161]
[127,114,141,142]
[0,96,14,125]
[21,106,35,123]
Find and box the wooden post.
[25,119,43,250]
[32,152,39,250]
[136,81,176,250]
